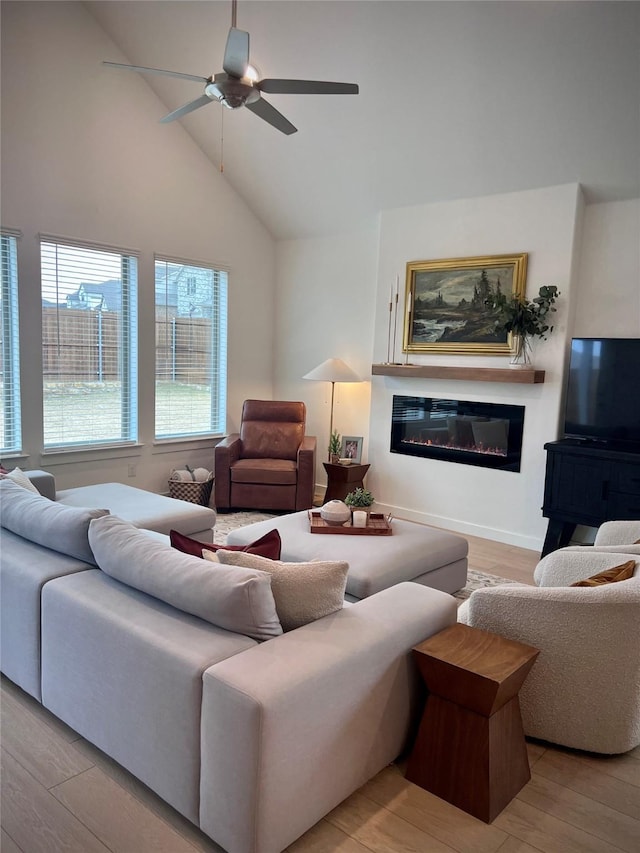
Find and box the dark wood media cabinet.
[541,439,640,556]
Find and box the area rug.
[213,511,518,601]
[452,568,518,601]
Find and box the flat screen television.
[563,337,640,451]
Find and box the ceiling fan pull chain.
[220,108,224,173]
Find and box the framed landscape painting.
[403,253,528,354]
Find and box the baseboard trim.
[373,501,544,553]
[313,481,542,551]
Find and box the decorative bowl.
[338,457,351,465]
[320,500,351,526]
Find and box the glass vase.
[509,335,531,368]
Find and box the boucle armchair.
[591,519,640,548]
[458,532,640,754]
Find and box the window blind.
[1,233,22,454]
[154,257,227,439]
[40,239,138,449]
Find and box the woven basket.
[168,474,214,506]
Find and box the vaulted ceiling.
[86,1,640,240]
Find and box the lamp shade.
[302,358,361,383]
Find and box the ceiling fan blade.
[103,61,208,84]
[160,94,213,123]
[223,27,250,77]
[257,79,359,95]
[245,96,297,135]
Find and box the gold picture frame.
[403,253,528,355]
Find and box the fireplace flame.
[401,437,507,457]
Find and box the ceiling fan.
[103,0,358,135]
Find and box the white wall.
[274,225,378,478]
[274,189,639,550]
[368,184,584,550]
[1,1,276,491]
[574,199,640,336]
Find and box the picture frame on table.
[403,253,528,355]
[341,436,363,464]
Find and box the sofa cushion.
[88,515,282,641]
[56,482,216,538]
[230,458,298,485]
[0,528,92,701]
[214,549,349,631]
[171,527,281,560]
[571,559,636,587]
[0,479,108,564]
[40,569,257,824]
[0,466,41,493]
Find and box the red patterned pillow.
[170,527,281,560]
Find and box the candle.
[352,510,367,528]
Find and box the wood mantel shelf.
[371,363,545,384]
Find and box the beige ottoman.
[226,510,468,600]
[56,482,216,542]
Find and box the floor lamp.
[303,358,362,460]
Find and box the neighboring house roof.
[61,269,213,316]
[66,281,122,312]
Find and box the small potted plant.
[485,285,560,366]
[344,487,374,514]
[328,430,341,463]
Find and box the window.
[40,238,138,449]
[1,232,21,454]
[155,257,227,439]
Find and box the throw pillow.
[571,559,636,587]
[170,527,281,560]
[0,478,109,563]
[0,466,40,494]
[215,549,349,631]
[89,515,282,641]
[201,549,220,562]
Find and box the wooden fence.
[155,316,213,385]
[39,308,212,383]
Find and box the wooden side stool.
[322,462,370,502]
[406,622,539,822]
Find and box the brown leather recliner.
[214,400,317,512]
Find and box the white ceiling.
[86,1,640,240]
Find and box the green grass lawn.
[1,381,215,447]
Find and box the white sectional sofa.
[27,469,217,541]
[0,476,458,853]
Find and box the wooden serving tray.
[309,511,393,535]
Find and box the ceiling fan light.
[245,63,260,82]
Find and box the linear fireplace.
[391,395,525,472]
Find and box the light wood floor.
[2,535,639,853]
